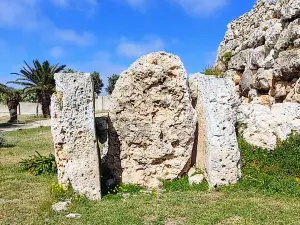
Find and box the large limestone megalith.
[107,52,197,188]
[189,74,241,188]
[51,73,101,200]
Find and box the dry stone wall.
[189,74,241,187]
[215,0,300,149]
[51,73,101,200]
[215,0,300,105]
[108,52,197,188]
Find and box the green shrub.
[263,26,268,31]
[19,151,57,175]
[162,176,209,192]
[202,66,224,77]
[221,135,300,197]
[223,52,232,66]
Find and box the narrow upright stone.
[189,74,241,188]
[51,73,101,200]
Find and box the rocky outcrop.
[51,73,101,200]
[108,52,197,188]
[189,74,241,188]
[216,0,300,105]
[237,102,300,149]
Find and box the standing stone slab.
[189,74,241,188]
[51,73,101,200]
[108,52,197,188]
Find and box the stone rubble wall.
[237,102,300,149]
[107,52,197,188]
[215,0,300,105]
[51,73,101,200]
[189,74,241,187]
[215,0,300,149]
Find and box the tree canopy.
[106,74,120,95]
[91,72,104,95]
[9,60,66,117]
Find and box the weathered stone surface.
[240,69,253,95]
[274,19,299,52]
[215,0,300,104]
[52,201,71,212]
[108,52,196,188]
[250,46,265,68]
[188,174,204,185]
[51,73,101,200]
[248,89,258,101]
[281,0,300,20]
[189,74,241,188]
[237,102,300,149]
[286,78,300,102]
[274,49,300,79]
[265,20,282,51]
[224,70,241,85]
[254,68,273,91]
[228,49,249,70]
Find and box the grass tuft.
[202,66,224,77]
[220,135,300,197]
[162,176,209,192]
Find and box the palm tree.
[0,84,22,123]
[9,60,66,118]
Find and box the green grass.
[202,66,224,77]
[0,128,300,224]
[220,136,300,197]
[163,176,209,192]
[223,52,232,66]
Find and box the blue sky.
[0,0,255,94]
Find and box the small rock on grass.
[188,174,204,185]
[66,213,81,219]
[122,193,130,199]
[52,201,71,212]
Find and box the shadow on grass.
[0,143,16,148]
[0,121,28,128]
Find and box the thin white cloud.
[0,0,97,47]
[50,46,64,58]
[121,0,229,15]
[171,0,229,16]
[117,36,165,58]
[124,0,147,9]
[51,0,69,7]
[50,0,98,12]
[54,29,96,46]
[0,0,38,29]
[51,0,98,7]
